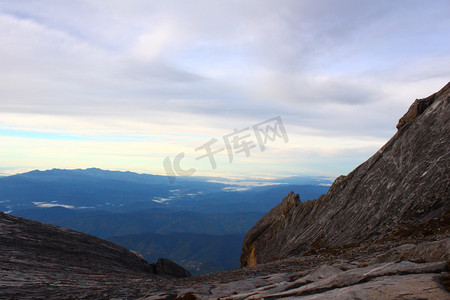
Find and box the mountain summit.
[241,82,450,267]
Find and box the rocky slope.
[3,208,447,299]
[241,82,450,268]
[0,212,190,299]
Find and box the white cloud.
[0,0,449,177]
[32,202,75,209]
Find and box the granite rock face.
[241,82,450,267]
[0,212,155,274]
[0,212,190,299]
[368,238,450,265]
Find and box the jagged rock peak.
[241,82,450,268]
[280,191,300,216]
[397,81,450,129]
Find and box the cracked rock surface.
[0,212,173,299]
[241,82,450,268]
[143,239,450,299]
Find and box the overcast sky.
[0,0,449,179]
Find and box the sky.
[0,0,449,179]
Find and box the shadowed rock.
[241,82,450,267]
[151,258,192,278]
[0,212,190,299]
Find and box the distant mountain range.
[0,168,331,214]
[13,206,262,237]
[1,168,330,274]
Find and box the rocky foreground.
[143,223,450,299]
[2,230,449,299]
[0,212,189,299]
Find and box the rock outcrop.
[151,258,192,278]
[0,212,190,299]
[241,82,450,267]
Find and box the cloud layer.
[0,0,449,177]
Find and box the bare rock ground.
[142,237,450,299]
